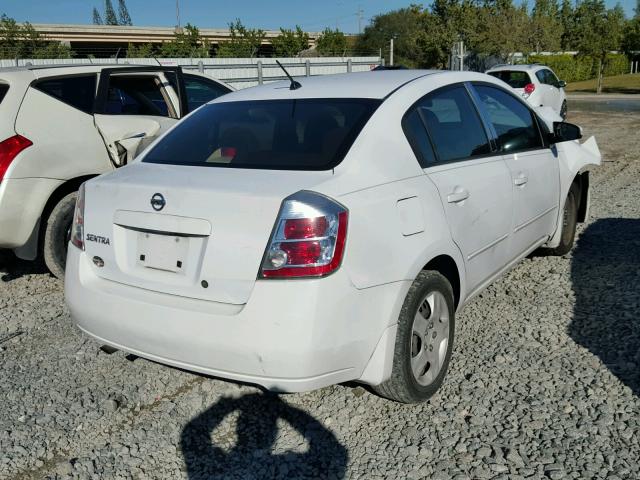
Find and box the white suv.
[0,65,231,277]
[65,71,600,403]
[486,64,567,119]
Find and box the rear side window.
[543,69,560,87]
[105,76,173,117]
[488,71,532,89]
[184,76,230,110]
[0,84,8,104]
[143,99,380,170]
[33,75,96,114]
[419,86,491,163]
[474,85,543,153]
[402,108,436,167]
[167,73,231,112]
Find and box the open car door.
[93,66,188,167]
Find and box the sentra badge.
[86,234,110,245]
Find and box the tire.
[560,100,568,119]
[43,192,77,279]
[549,183,579,256]
[374,270,455,404]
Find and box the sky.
[1,0,637,34]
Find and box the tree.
[559,0,575,50]
[531,0,562,52]
[622,17,640,55]
[357,6,427,66]
[127,42,154,58]
[118,0,132,26]
[573,0,626,93]
[216,19,265,58]
[428,0,482,67]
[271,26,309,57]
[315,28,347,56]
[474,0,532,62]
[104,0,118,26]
[160,23,210,57]
[92,7,103,25]
[0,14,71,59]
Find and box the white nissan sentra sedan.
[65,70,600,403]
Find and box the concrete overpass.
[30,23,323,57]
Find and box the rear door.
[471,83,560,258]
[534,68,559,110]
[93,67,187,167]
[542,69,564,112]
[408,84,514,292]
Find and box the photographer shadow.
[180,392,348,479]
[569,218,640,396]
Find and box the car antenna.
[276,60,302,90]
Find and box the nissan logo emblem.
[150,193,166,211]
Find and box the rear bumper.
[65,246,410,392]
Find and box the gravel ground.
[1,105,639,480]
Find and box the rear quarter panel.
[340,176,466,307]
[11,86,112,180]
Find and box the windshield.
[143,98,380,170]
[0,84,8,104]
[488,71,532,89]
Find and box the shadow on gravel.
[570,218,640,396]
[180,392,348,479]
[0,249,49,282]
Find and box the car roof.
[214,69,452,102]
[0,64,232,88]
[0,64,176,79]
[487,64,547,73]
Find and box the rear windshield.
[143,98,380,170]
[488,71,532,89]
[0,84,8,104]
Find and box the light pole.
[390,35,396,66]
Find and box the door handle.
[514,174,528,186]
[447,188,469,204]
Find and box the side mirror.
[558,80,567,88]
[548,121,582,144]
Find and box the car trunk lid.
[83,162,333,305]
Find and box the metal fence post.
[305,59,311,77]
[347,59,352,73]
[198,60,204,73]
[257,60,263,85]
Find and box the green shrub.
[527,53,630,82]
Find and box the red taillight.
[281,240,322,264]
[284,216,328,239]
[0,135,32,181]
[70,183,85,250]
[260,192,348,279]
[221,147,237,158]
[524,83,536,95]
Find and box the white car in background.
[0,64,231,277]
[65,70,600,404]
[486,64,568,119]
